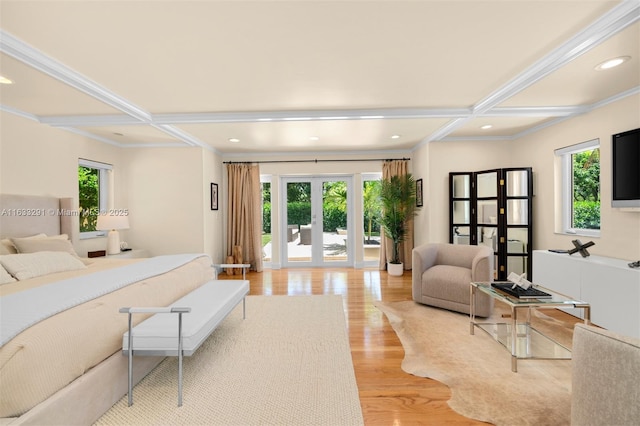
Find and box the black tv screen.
[612,127,640,208]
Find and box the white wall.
[0,112,225,260]
[0,112,125,256]
[511,94,640,261]
[411,138,512,247]
[122,146,219,258]
[202,148,224,262]
[410,94,640,261]
[3,92,638,264]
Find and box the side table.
[212,263,250,280]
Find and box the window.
[362,173,382,265]
[78,159,111,238]
[555,139,600,236]
[260,175,272,264]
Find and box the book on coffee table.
[491,282,552,299]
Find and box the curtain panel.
[226,164,263,272]
[379,159,414,271]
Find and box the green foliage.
[363,180,381,240]
[573,200,600,230]
[323,203,346,232]
[262,202,272,233]
[572,149,600,229]
[78,166,99,232]
[287,182,311,202]
[287,201,312,226]
[379,174,418,264]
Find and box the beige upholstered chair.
[571,324,640,426]
[412,243,494,317]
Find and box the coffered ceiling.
[1,0,638,155]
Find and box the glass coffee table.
[470,282,591,372]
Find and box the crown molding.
[0,104,39,122]
[0,30,152,123]
[472,0,640,115]
[1,1,637,152]
[417,0,640,144]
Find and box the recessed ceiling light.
[309,136,319,141]
[481,124,493,130]
[391,135,401,139]
[229,138,240,143]
[0,75,13,84]
[594,56,631,71]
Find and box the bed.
[0,194,215,425]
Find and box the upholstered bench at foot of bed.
[120,279,250,406]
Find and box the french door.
[281,176,353,267]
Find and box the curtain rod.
[223,157,410,164]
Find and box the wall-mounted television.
[612,127,640,208]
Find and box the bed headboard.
[0,194,76,241]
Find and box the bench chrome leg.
[178,312,184,407]
[243,297,246,320]
[127,313,134,407]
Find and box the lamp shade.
[96,214,130,231]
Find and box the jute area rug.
[375,300,576,426]
[96,295,364,426]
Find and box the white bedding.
[1,253,206,345]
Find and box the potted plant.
[379,173,419,276]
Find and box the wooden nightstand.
[106,249,149,259]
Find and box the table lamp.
[96,213,130,255]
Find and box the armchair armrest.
[470,247,493,282]
[412,244,439,299]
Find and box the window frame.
[555,139,601,237]
[79,159,112,239]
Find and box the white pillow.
[0,264,17,285]
[11,235,77,257]
[0,233,47,255]
[0,252,86,281]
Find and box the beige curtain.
[226,163,263,272]
[378,159,414,271]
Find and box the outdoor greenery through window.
[572,148,600,229]
[78,159,111,236]
[556,139,600,235]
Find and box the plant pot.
[387,262,404,276]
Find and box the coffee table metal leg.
[470,284,476,335]
[583,306,591,325]
[511,306,518,372]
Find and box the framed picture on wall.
[210,183,218,210]
[416,179,423,207]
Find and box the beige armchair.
[412,243,494,317]
[571,324,640,426]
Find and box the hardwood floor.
[240,267,489,425]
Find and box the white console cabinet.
[532,250,640,339]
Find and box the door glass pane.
[453,201,470,223]
[507,199,528,225]
[477,200,498,224]
[261,180,272,263]
[507,228,529,252]
[478,226,497,251]
[453,226,471,244]
[452,175,470,198]
[506,170,529,196]
[323,181,348,263]
[477,172,497,198]
[286,181,311,263]
[363,179,381,263]
[507,255,527,275]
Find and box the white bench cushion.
[122,280,249,356]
